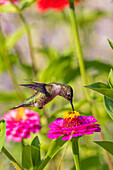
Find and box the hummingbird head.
[59,85,74,111]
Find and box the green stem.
[18,12,38,78]
[57,143,68,170]
[71,138,80,170]
[91,103,113,170]
[2,146,23,170]
[69,2,90,101]
[3,45,25,101]
[37,156,50,170]
[9,2,38,78]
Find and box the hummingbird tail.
[11,104,29,110]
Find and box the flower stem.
[57,143,68,170]
[71,138,80,170]
[2,146,23,170]
[3,41,25,101]
[18,12,38,78]
[68,2,113,169]
[92,103,113,170]
[69,2,90,101]
[9,2,38,79]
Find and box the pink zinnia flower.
[36,0,82,13]
[1,108,41,142]
[47,111,101,141]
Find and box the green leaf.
[80,156,100,170]
[31,136,41,167]
[108,39,113,50]
[39,55,74,83]
[77,9,107,25]
[0,120,6,152]
[108,69,113,88]
[94,141,113,155]
[85,82,113,100]
[0,4,17,13]
[104,96,113,120]
[20,0,37,10]
[22,144,41,169]
[38,136,67,170]
[2,147,22,170]
[19,62,33,77]
[5,27,26,50]
[22,145,33,169]
[0,92,18,103]
[31,136,40,149]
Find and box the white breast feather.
[53,84,61,94]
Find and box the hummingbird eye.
[67,93,71,99]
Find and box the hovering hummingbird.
[11,82,74,111]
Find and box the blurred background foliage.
[0,0,113,169]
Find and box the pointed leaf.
[108,69,113,88]
[38,136,67,170]
[2,147,22,170]
[31,136,41,167]
[31,145,41,168]
[22,144,41,169]
[0,120,6,152]
[104,96,113,120]
[94,141,113,155]
[20,0,37,10]
[0,121,22,169]
[22,145,33,169]
[85,82,113,100]
[0,4,17,13]
[108,39,113,50]
[5,27,26,50]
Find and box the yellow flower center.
[12,108,27,121]
[63,111,80,119]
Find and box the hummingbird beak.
[70,101,74,111]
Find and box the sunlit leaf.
[38,136,67,170]
[20,0,37,10]
[85,82,113,100]
[0,120,6,152]
[0,4,17,13]
[94,141,113,155]
[2,146,22,170]
[104,96,113,120]
[108,39,113,50]
[108,69,113,88]
[5,27,26,50]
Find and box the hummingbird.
[11,82,74,111]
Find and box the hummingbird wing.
[10,91,39,110]
[20,82,48,95]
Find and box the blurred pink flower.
[0,0,17,5]
[1,108,41,142]
[47,111,101,141]
[36,0,82,13]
